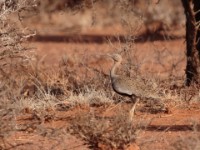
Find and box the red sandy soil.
[2,26,200,150]
[2,103,200,150]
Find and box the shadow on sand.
[29,32,184,43]
[144,124,200,132]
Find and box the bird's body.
[111,76,134,96]
[109,54,141,98]
[107,53,164,120]
[108,53,141,120]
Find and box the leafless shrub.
[25,0,185,34]
[0,0,37,99]
[68,110,138,149]
[0,0,37,147]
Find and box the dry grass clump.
[12,53,112,111]
[67,88,113,107]
[0,102,15,149]
[172,136,200,150]
[159,77,200,105]
[68,110,139,149]
[171,125,200,150]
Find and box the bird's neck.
[110,61,120,78]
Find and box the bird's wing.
[112,77,134,95]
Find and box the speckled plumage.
[108,53,141,120]
[108,54,142,99]
[111,75,140,97]
[108,54,149,120]
[108,54,165,120]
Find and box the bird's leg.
[129,97,140,121]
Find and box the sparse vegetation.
[67,109,139,149]
[171,123,200,150]
[0,0,200,149]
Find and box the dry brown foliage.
[68,110,139,149]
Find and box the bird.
[107,53,144,121]
[107,53,166,120]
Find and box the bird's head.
[107,53,122,62]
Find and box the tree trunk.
[193,0,200,55]
[181,0,200,86]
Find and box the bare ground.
[1,24,200,150]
